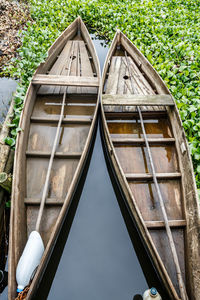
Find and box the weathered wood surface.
[38,37,97,95]
[32,74,99,87]
[8,17,100,300]
[125,172,181,180]
[102,94,174,106]
[0,144,10,173]
[0,97,15,143]
[112,137,175,144]
[101,30,200,300]
[145,220,186,229]
[0,172,12,193]
[30,116,92,124]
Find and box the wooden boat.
[101,30,200,300]
[8,17,100,299]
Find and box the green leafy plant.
[2,0,200,193]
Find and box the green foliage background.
[2,0,200,194]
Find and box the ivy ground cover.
[2,0,200,194]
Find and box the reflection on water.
[90,33,109,72]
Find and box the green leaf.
[4,137,16,147]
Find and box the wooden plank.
[129,180,183,222]
[150,229,186,294]
[106,57,121,94]
[30,116,92,124]
[120,34,169,94]
[121,56,143,95]
[0,144,10,173]
[105,111,167,119]
[117,57,126,94]
[127,57,155,95]
[145,220,186,229]
[39,41,73,94]
[115,145,178,175]
[50,41,73,75]
[112,137,175,145]
[54,41,73,94]
[32,74,99,87]
[24,198,64,205]
[126,172,181,180]
[104,106,167,113]
[102,94,174,106]
[67,41,79,94]
[26,151,82,158]
[79,40,96,94]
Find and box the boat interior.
[26,35,98,244]
[102,43,187,298]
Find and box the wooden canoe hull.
[8,17,100,299]
[101,31,200,300]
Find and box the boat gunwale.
[8,16,101,300]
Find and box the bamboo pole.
[35,41,74,233]
[124,50,188,300]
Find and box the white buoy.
[16,231,44,292]
[143,287,162,300]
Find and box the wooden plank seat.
[24,198,64,205]
[125,172,181,181]
[145,220,186,229]
[30,116,92,124]
[112,137,175,145]
[32,74,99,87]
[102,94,174,106]
[26,151,82,158]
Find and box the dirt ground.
[0,0,31,73]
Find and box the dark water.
[90,33,109,72]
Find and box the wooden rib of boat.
[8,17,100,299]
[101,30,200,300]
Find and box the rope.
[15,285,30,300]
